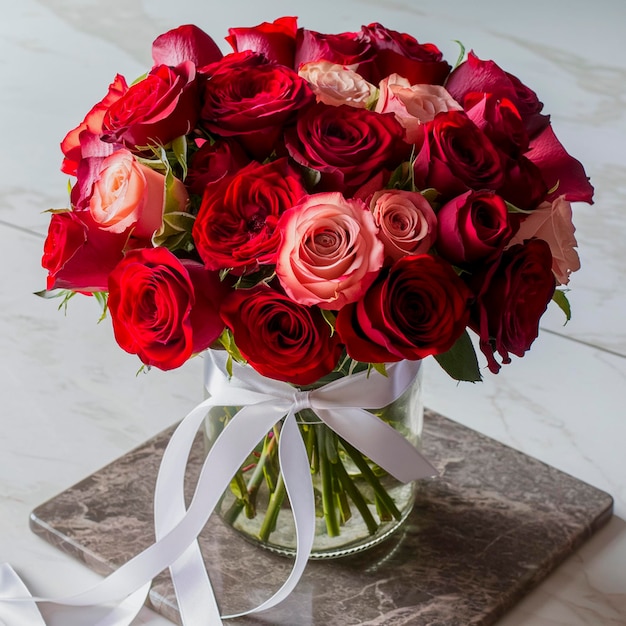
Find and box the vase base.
[229,503,414,560]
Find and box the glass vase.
[203,363,423,559]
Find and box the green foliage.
[552,289,572,324]
[434,330,482,382]
[452,40,466,70]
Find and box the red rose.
[436,190,513,265]
[336,254,472,363]
[285,103,410,196]
[108,247,224,370]
[463,92,528,158]
[295,28,375,79]
[185,138,250,196]
[468,239,555,373]
[226,17,298,67]
[151,24,223,67]
[220,285,342,385]
[101,62,200,149]
[60,74,128,176]
[361,22,451,85]
[199,52,314,159]
[445,51,549,136]
[499,155,548,209]
[192,158,308,273]
[42,210,126,291]
[413,110,504,199]
[526,124,594,204]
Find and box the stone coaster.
[30,410,613,625]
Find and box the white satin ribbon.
[0,351,436,626]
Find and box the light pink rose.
[370,189,437,261]
[89,149,188,239]
[376,73,462,144]
[298,61,377,108]
[507,195,580,285]
[276,192,384,309]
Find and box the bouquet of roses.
[40,17,593,550]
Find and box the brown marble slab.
[30,409,613,625]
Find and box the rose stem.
[317,425,340,537]
[258,472,286,541]
[332,458,378,535]
[340,440,402,521]
[223,433,277,524]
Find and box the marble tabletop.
[1,1,625,624]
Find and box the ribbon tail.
[316,407,437,482]
[153,397,222,625]
[0,563,46,626]
[223,410,315,619]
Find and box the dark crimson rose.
[185,138,250,196]
[413,110,504,199]
[151,24,223,67]
[226,16,298,67]
[361,22,451,86]
[199,53,314,159]
[61,74,128,176]
[445,52,549,136]
[336,254,472,363]
[437,190,513,265]
[468,239,555,374]
[42,210,126,291]
[220,285,342,385]
[101,62,199,149]
[295,28,375,79]
[285,103,410,196]
[193,158,308,273]
[499,155,548,209]
[108,247,224,370]
[463,92,528,158]
[526,124,594,204]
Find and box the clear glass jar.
[203,363,423,559]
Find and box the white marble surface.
[1,0,625,624]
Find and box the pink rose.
[276,192,384,310]
[507,195,580,285]
[376,74,462,143]
[298,61,376,108]
[370,189,437,261]
[88,149,188,240]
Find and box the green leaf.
[552,289,572,324]
[321,309,336,336]
[368,362,388,378]
[452,40,466,70]
[505,200,533,215]
[434,330,482,382]
[171,135,188,180]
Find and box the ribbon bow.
[1,351,436,625]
